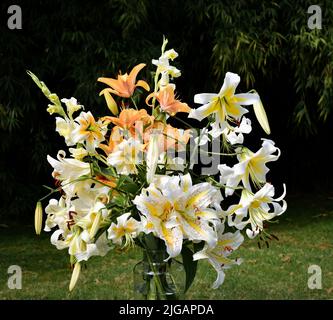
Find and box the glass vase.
[133,249,185,300]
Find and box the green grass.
[0,195,333,300]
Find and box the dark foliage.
[0,0,332,221]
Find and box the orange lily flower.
[98,63,150,98]
[146,84,191,116]
[144,122,191,152]
[101,108,154,136]
[99,126,124,155]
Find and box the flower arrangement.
[31,38,286,299]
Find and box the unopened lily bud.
[34,201,43,235]
[253,97,271,135]
[89,212,102,239]
[100,89,119,115]
[69,262,81,292]
[146,133,160,184]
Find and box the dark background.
[1,0,332,222]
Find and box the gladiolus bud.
[253,98,271,135]
[34,201,43,235]
[69,262,81,292]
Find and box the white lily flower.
[194,128,210,146]
[133,174,222,259]
[218,139,281,196]
[189,72,256,120]
[107,212,141,247]
[75,201,108,241]
[189,72,262,138]
[47,150,91,181]
[193,224,244,289]
[69,147,88,160]
[72,111,106,153]
[227,183,287,238]
[72,231,110,262]
[51,198,110,261]
[158,152,185,172]
[107,138,144,175]
[47,150,91,197]
[44,197,68,232]
[222,117,252,145]
[74,184,111,207]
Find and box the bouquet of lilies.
[31,38,286,297]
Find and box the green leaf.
[143,233,161,251]
[116,175,140,194]
[122,182,140,194]
[181,245,198,293]
[111,194,127,207]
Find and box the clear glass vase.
[133,249,185,300]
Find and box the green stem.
[131,97,138,110]
[172,115,193,128]
[144,249,166,300]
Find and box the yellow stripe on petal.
[225,102,242,117]
[144,201,160,217]
[161,224,174,248]
[161,224,182,258]
[187,190,210,208]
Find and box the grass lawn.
[0,195,332,300]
